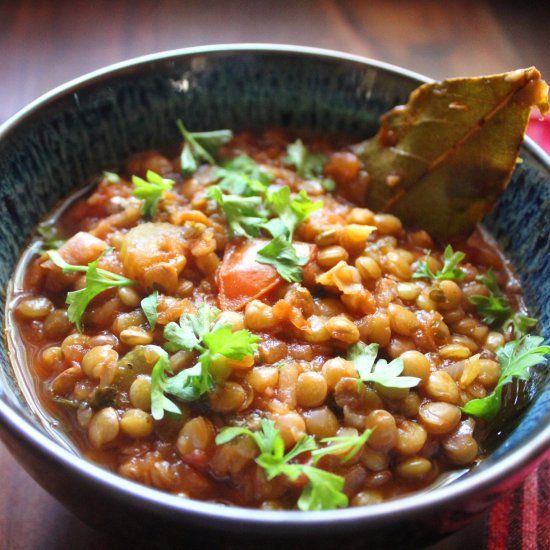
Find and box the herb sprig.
[208,154,322,282]
[150,304,259,419]
[47,250,135,332]
[284,139,336,191]
[462,335,549,420]
[348,342,421,389]
[468,268,537,338]
[413,245,466,281]
[141,291,159,331]
[216,419,348,511]
[132,170,175,218]
[177,119,233,174]
[312,429,373,463]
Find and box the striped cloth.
[486,461,549,549]
[486,114,549,550]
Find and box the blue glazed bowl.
[1,45,549,549]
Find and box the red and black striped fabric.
[486,460,549,549]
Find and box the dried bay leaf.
[352,68,549,240]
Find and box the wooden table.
[1,1,548,548]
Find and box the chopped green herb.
[265,186,323,239]
[216,155,272,196]
[132,170,174,218]
[312,429,373,463]
[177,119,233,174]
[284,139,336,191]
[164,356,215,404]
[149,346,181,420]
[462,335,550,420]
[413,245,466,281]
[256,235,308,283]
[141,291,159,331]
[469,269,537,338]
[216,419,348,511]
[297,466,348,511]
[207,186,267,239]
[505,314,538,338]
[154,304,259,414]
[348,342,421,389]
[47,250,135,332]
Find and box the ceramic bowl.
[1,45,549,549]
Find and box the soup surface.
[9,128,543,510]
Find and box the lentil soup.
[7,128,547,511]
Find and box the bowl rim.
[1,43,550,533]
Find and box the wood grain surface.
[1,1,547,548]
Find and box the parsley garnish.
[141,291,159,331]
[462,335,549,420]
[348,342,421,389]
[312,429,373,463]
[47,250,135,332]
[265,186,323,239]
[284,139,336,191]
[256,235,309,283]
[216,154,272,196]
[413,245,466,281]
[216,419,348,511]
[176,119,233,174]
[132,170,174,218]
[208,153,321,282]
[207,187,267,239]
[468,269,537,338]
[150,345,181,420]
[151,304,259,418]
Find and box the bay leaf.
[352,67,549,240]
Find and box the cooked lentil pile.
[11,127,548,510]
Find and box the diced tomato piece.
[58,232,108,265]
[218,238,315,311]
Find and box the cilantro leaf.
[312,429,373,464]
[348,342,421,389]
[48,250,135,332]
[216,155,272,196]
[177,119,232,174]
[216,418,285,457]
[413,245,466,281]
[284,139,335,191]
[297,466,348,511]
[141,291,159,330]
[256,235,308,283]
[266,186,322,239]
[158,304,258,407]
[505,314,538,338]
[203,324,260,360]
[208,186,267,238]
[149,345,181,420]
[462,335,550,420]
[216,419,347,511]
[164,303,220,353]
[132,170,175,218]
[164,354,215,403]
[468,269,537,338]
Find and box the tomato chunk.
[218,238,315,311]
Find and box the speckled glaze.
[0,45,549,549]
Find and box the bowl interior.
[1,46,549,523]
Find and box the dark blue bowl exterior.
[0,47,549,547]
